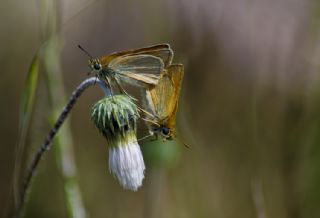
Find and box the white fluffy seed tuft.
[108,142,145,191]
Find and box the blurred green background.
[2,0,320,217]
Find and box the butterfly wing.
[145,64,184,129]
[109,54,164,86]
[130,48,173,68]
[165,64,184,129]
[100,44,173,67]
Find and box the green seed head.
[91,95,139,147]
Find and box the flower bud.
[91,95,145,191]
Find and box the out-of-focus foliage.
[19,55,39,125]
[2,0,320,217]
[13,53,39,213]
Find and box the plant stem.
[14,77,110,218]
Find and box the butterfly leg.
[138,107,156,119]
[94,75,98,85]
[113,77,137,101]
[112,78,157,119]
[149,131,158,141]
[138,132,154,142]
[104,77,114,96]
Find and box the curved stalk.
[14,77,110,218]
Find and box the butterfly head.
[89,59,102,72]
[152,125,175,140]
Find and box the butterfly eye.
[161,127,170,136]
[93,63,101,70]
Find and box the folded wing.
[144,64,184,128]
[100,44,173,67]
[109,54,164,87]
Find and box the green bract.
[91,95,139,147]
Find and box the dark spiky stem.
[14,77,110,218]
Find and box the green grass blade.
[20,55,39,126]
[14,54,40,206]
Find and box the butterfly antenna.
[176,133,191,148]
[140,116,160,127]
[138,133,154,142]
[78,45,93,59]
[180,138,191,148]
